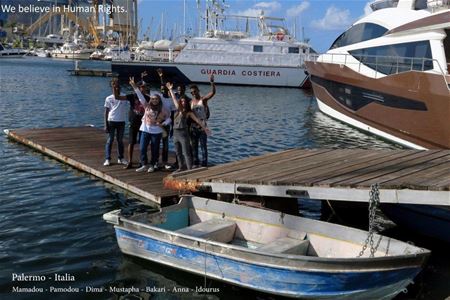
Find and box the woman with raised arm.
[166,82,210,172]
[130,77,171,173]
[189,74,215,167]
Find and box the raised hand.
[141,71,148,78]
[166,82,173,90]
[209,74,214,83]
[157,68,163,77]
[129,76,136,87]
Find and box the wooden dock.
[5,127,178,204]
[68,69,116,77]
[165,148,450,206]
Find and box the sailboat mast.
[183,0,186,36]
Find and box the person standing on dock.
[104,79,129,166]
[157,69,177,170]
[130,77,172,173]
[166,82,210,171]
[190,75,215,167]
[124,73,150,169]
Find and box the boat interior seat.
[258,236,309,255]
[258,230,309,255]
[176,219,236,243]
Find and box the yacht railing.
[114,49,307,67]
[307,53,450,89]
[427,0,450,11]
[174,50,306,67]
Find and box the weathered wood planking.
[166,148,450,206]
[5,127,179,204]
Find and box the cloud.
[362,1,373,17]
[311,6,352,30]
[232,1,281,17]
[254,1,281,11]
[286,1,310,18]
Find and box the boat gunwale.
[114,224,427,274]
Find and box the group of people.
[103,69,216,173]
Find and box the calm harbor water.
[0,58,448,300]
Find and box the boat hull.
[113,227,422,299]
[305,61,450,149]
[381,204,450,243]
[51,52,92,60]
[111,61,310,88]
[0,51,27,58]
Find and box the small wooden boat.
[103,196,430,299]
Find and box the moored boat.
[112,1,312,88]
[305,0,450,149]
[103,195,430,299]
[51,42,94,60]
[0,43,27,58]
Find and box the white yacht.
[0,43,27,58]
[51,42,94,60]
[36,34,65,45]
[306,0,450,149]
[112,1,312,88]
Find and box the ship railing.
[174,50,306,67]
[308,53,450,89]
[427,0,450,11]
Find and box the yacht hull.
[305,61,450,149]
[51,52,92,60]
[381,204,450,243]
[0,51,27,58]
[112,61,310,88]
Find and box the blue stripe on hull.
[111,63,192,84]
[115,228,420,298]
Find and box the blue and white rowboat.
[103,196,430,299]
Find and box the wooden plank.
[5,127,178,204]
[237,149,377,184]
[197,149,335,182]
[316,151,433,187]
[338,151,446,188]
[382,159,450,190]
[356,152,450,189]
[277,149,403,186]
[178,149,330,182]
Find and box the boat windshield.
[370,0,399,11]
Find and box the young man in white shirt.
[103,79,129,166]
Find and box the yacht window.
[349,41,433,75]
[0,44,3,51]
[288,47,300,54]
[253,45,263,52]
[444,30,450,65]
[370,0,399,11]
[414,0,428,10]
[330,23,388,49]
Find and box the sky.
[136,0,373,52]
